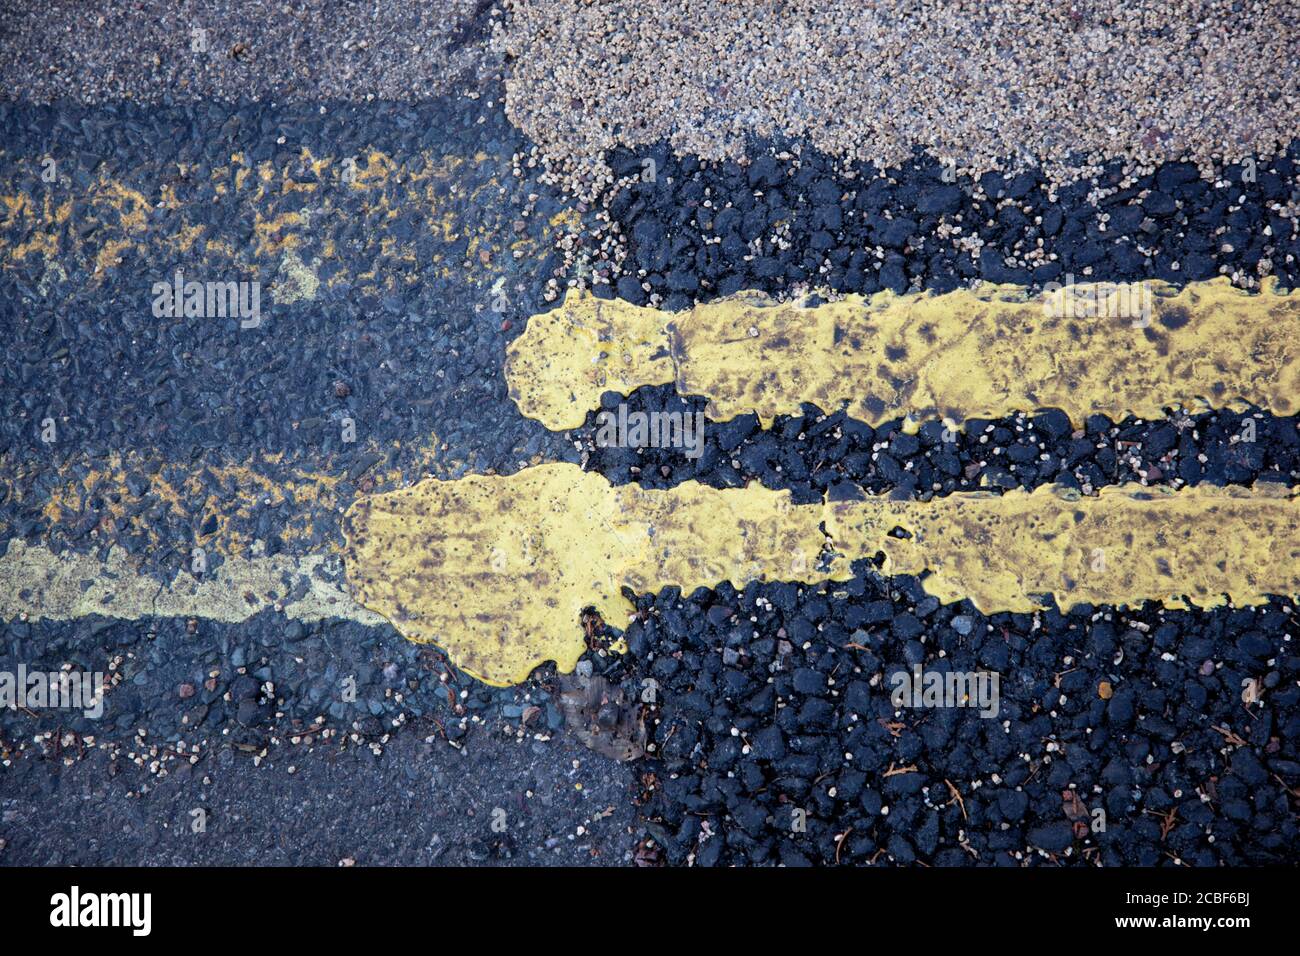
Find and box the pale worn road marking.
[0,539,382,627]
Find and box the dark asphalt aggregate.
[590,142,1300,308]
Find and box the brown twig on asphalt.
[884,762,917,776]
[834,827,852,864]
[877,718,906,738]
[944,778,967,820]
[1272,773,1300,799]
[1143,806,1178,841]
[1211,724,1248,747]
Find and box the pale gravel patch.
[494,0,1300,183]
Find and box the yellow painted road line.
[342,464,827,685]
[506,278,1300,431]
[342,462,1300,686]
[8,459,1298,686]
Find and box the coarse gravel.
[617,573,1299,866]
[7,1,1299,200]
[568,140,1300,309]
[575,387,1299,504]
[495,0,1300,185]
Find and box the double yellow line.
[5,235,1297,685]
[336,279,1300,684]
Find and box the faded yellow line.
[5,440,443,560]
[506,278,1300,431]
[29,450,348,557]
[0,147,553,297]
[0,443,444,628]
[343,462,1300,686]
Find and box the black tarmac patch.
[572,386,1299,503]
[587,142,1300,309]
[609,572,1299,866]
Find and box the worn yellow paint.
[548,208,584,234]
[252,210,304,257]
[3,193,70,261]
[15,439,441,559]
[828,480,1300,613]
[344,466,628,685]
[342,462,1300,685]
[506,279,1300,431]
[32,451,346,557]
[341,463,827,685]
[1,147,562,299]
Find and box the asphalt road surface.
[2,2,1298,868]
